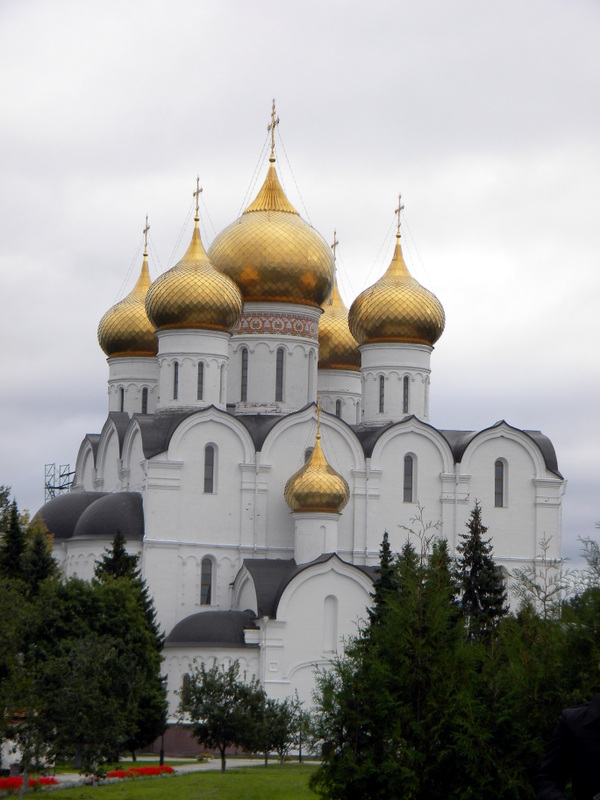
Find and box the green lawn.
[35,764,318,799]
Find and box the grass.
[32,764,318,799]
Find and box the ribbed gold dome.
[208,159,335,307]
[284,433,350,514]
[98,253,157,358]
[349,235,445,346]
[319,277,361,371]
[145,217,243,332]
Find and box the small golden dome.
[208,160,335,307]
[98,252,157,358]
[319,277,360,371]
[349,234,445,346]
[284,433,350,514]
[145,217,243,332]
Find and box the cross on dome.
[143,215,150,256]
[331,229,339,263]
[395,193,404,238]
[268,99,279,161]
[193,177,203,218]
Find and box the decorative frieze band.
[232,311,318,341]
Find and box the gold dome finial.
[395,193,404,238]
[193,177,202,219]
[331,229,339,263]
[143,214,150,257]
[284,411,350,514]
[268,98,279,163]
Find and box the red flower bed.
[106,765,174,780]
[0,775,59,792]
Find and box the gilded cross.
[331,229,339,263]
[395,193,404,237]
[143,215,150,253]
[316,395,322,437]
[193,177,203,217]
[267,99,279,159]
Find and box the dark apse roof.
[72,492,144,540]
[165,609,258,647]
[243,553,377,619]
[36,490,144,541]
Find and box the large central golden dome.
[146,216,243,332]
[208,158,334,307]
[349,233,445,346]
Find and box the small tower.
[97,217,158,415]
[317,231,362,424]
[145,180,243,411]
[349,196,445,424]
[284,406,350,564]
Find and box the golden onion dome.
[145,216,243,332]
[98,251,157,358]
[284,433,350,514]
[208,158,335,307]
[319,277,360,371]
[348,233,445,346]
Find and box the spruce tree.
[456,500,508,641]
[94,530,140,580]
[367,531,398,627]
[0,499,27,580]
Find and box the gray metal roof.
[165,609,258,647]
[36,490,143,541]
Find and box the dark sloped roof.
[135,408,203,459]
[36,491,109,541]
[73,491,144,540]
[243,553,376,619]
[165,609,258,647]
[105,412,131,456]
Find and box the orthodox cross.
[193,177,203,217]
[143,215,150,254]
[268,98,279,159]
[331,229,339,263]
[395,193,404,237]
[316,394,322,438]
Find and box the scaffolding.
[44,463,75,503]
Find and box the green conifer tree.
[0,499,27,580]
[456,501,508,641]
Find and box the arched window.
[323,595,338,653]
[403,375,410,414]
[119,387,124,412]
[240,348,248,402]
[173,361,179,400]
[495,459,506,507]
[335,399,342,418]
[204,445,215,493]
[356,401,361,424]
[197,362,204,401]
[275,348,285,402]
[200,557,212,605]
[141,387,148,415]
[403,454,414,503]
[379,375,385,413]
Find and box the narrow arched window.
[379,375,385,413]
[200,557,212,605]
[119,387,124,412]
[323,595,338,653]
[240,348,248,402]
[495,460,505,507]
[403,376,409,414]
[204,445,215,493]
[356,401,361,424]
[173,361,179,400]
[275,348,285,402]
[197,363,204,401]
[141,387,148,415]
[335,399,342,418]
[403,454,414,503]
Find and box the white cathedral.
[37,114,565,714]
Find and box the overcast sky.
[1,0,598,563]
